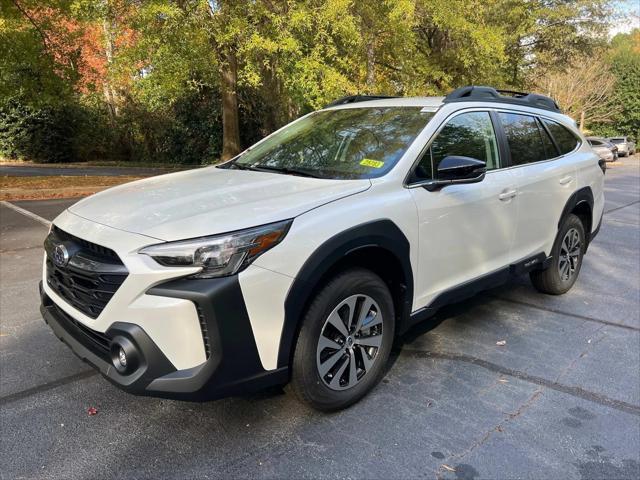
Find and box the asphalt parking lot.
[1,158,639,480]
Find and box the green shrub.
[0,99,115,163]
[0,90,244,165]
[163,88,223,165]
[0,100,73,163]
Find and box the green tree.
[0,0,621,164]
[503,0,611,87]
[602,30,640,140]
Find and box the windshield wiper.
[251,165,322,178]
[226,162,256,171]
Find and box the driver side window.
[412,111,500,181]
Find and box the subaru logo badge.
[53,243,69,267]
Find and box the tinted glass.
[499,113,546,165]
[538,119,559,159]
[231,107,434,179]
[412,111,500,180]
[543,119,580,155]
[588,139,603,146]
[609,138,625,144]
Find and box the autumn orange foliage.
[28,3,137,95]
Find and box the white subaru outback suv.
[41,86,605,411]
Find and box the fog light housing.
[109,336,139,374]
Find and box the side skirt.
[403,253,550,333]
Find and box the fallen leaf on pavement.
[496,340,507,346]
[87,407,98,416]
[442,464,456,472]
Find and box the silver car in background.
[588,137,618,162]
[608,136,636,157]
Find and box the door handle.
[498,189,517,201]
[559,176,573,185]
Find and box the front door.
[408,110,519,310]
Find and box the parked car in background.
[608,136,636,157]
[588,137,618,162]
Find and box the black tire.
[289,267,395,411]
[530,213,586,295]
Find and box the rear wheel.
[289,268,394,411]
[530,214,585,295]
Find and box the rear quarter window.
[543,120,580,155]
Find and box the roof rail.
[324,95,398,108]
[443,86,561,113]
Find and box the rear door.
[499,111,580,260]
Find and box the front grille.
[45,226,128,319]
[49,300,111,362]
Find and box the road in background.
[0,164,193,177]
[1,157,639,479]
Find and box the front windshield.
[228,107,434,179]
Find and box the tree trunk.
[220,50,241,160]
[579,110,585,132]
[261,60,279,134]
[365,39,375,91]
[102,17,119,122]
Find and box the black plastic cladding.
[42,275,287,400]
[558,187,596,247]
[41,287,176,392]
[147,276,287,398]
[278,219,413,369]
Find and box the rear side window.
[589,139,603,146]
[543,120,580,155]
[499,113,547,165]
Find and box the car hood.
[68,166,371,241]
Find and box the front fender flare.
[277,219,413,368]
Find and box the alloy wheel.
[316,294,383,391]
[558,227,581,282]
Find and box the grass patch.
[1,175,143,201]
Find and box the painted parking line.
[0,370,98,407]
[1,201,52,227]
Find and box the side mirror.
[422,156,486,191]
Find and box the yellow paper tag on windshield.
[360,158,385,168]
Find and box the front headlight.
[139,219,292,278]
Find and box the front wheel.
[530,213,586,295]
[289,268,395,411]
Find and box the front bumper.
[40,276,288,400]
